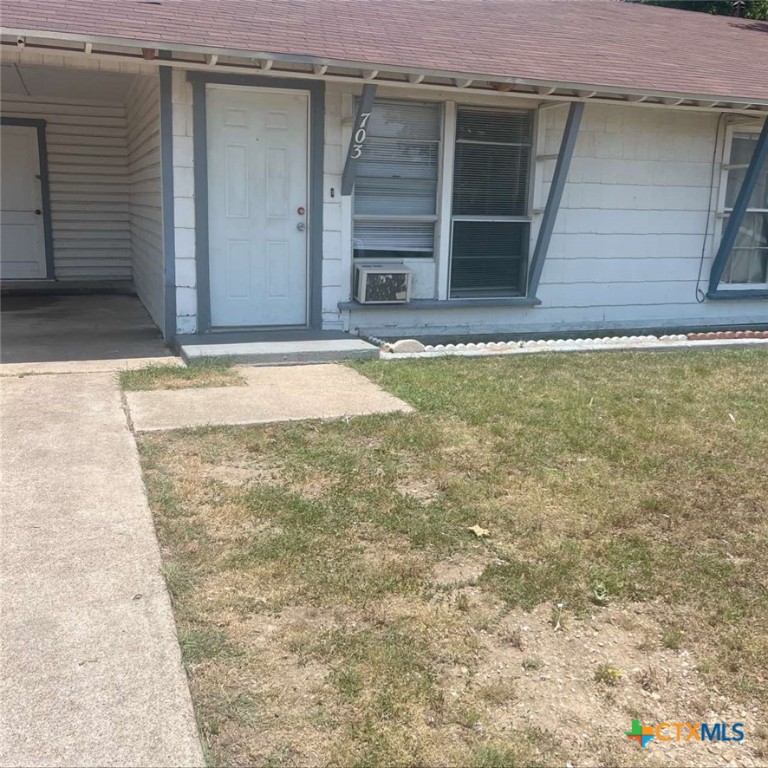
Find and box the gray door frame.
[188,72,325,332]
[0,116,55,280]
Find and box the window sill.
[338,297,542,311]
[707,289,768,300]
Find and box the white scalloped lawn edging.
[379,335,768,359]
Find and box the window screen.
[720,132,768,285]
[353,100,441,259]
[450,221,529,297]
[450,109,533,297]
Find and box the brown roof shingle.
[2,0,768,102]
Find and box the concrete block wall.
[170,70,197,334]
[321,87,345,330]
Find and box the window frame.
[446,105,536,300]
[714,122,768,291]
[351,97,445,264]
[344,95,541,304]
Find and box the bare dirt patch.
[206,463,284,488]
[463,602,765,767]
[193,606,343,767]
[396,477,441,504]
[433,551,491,586]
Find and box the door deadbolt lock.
[296,221,306,231]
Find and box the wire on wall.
[695,113,726,302]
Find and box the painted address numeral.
[350,112,372,158]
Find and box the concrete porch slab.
[0,295,176,375]
[179,337,379,366]
[125,364,412,432]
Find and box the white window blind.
[720,131,768,285]
[450,109,534,298]
[353,100,440,259]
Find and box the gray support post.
[191,79,211,332]
[708,117,768,295]
[527,101,584,297]
[341,84,377,196]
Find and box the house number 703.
[350,112,372,158]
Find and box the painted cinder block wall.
[170,70,198,335]
[320,87,346,331]
[169,73,766,336]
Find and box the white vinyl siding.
[1,95,131,280]
[719,129,768,285]
[353,100,441,260]
[126,75,164,328]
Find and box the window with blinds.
[353,100,441,259]
[720,131,768,285]
[449,108,533,297]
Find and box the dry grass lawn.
[138,349,768,767]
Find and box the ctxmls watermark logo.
[626,720,745,748]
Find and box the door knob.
[35,209,41,215]
[296,221,306,231]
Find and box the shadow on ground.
[1,294,170,365]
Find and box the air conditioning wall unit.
[353,264,413,304]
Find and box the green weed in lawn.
[661,627,686,651]
[179,626,231,665]
[521,656,545,672]
[594,664,622,686]
[471,743,522,768]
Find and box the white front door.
[0,124,47,279]
[207,86,309,328]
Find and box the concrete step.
[178,337,380,366]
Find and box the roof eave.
[3,25,768,110]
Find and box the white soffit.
[0,63,136,102]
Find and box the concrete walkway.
[0,372,203,767]
[126,363,412,432]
